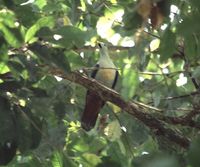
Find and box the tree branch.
[73,45,132,52]
[48,68,190,149]
[156,114,200,129]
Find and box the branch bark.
[49,68,190,149]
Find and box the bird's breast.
[95,69,116,87]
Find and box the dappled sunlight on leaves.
[0,0,200,166]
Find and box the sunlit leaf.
[53,26,88,48]
[121,68,139,100]
[82,153,101,167]
[34,0,47,9]
[0,9,15,27]
[0,1,200,166]
[25,16,55,43]
[52,151,63,167]
[0,23,23,48]
[104,120,122,141]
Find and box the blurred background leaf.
[0,0,200,166]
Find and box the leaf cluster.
[1,0,200,166]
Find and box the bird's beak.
[98,42,102,49]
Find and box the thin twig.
[73,45,132,52]
[143,30,160,39]
[139,70,184,76]
[163,91,200,100]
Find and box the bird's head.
[98,42,108,57]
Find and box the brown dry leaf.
[98,114,109,131]
[137,0,153,20]
[150,4,164,29]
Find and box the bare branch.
[48,67,190,149]
[139,70,184,76]
[73,45,132,53]
[163,91,200,100]
[156,114,200,129]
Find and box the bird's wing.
[91,64,99,78]
[112,70,119,89]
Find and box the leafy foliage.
[1,0,200,166]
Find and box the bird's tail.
[81,90,104,131]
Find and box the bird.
[81,42,118,131]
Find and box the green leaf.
[117,140,126,155]
[13,106,42,153]
[184,35,199,60]
[15,5,40,27]
[82,153,102,167]
[15,107,33,153]
[0,96,16,142]
[0,23,23,48]
[0,97,17,164]
[0,81,22,92]
[121,68,139,100]
[34,0,47,9]
[0,44,8,62]
[177,13,200,36]
[192,66,200,78]
[67,0,81,25]
[106,142,129,167]
[97,157,121,167]
[36,75,57,90]
[63,155,77,167]
[2,0,15,9]
[191,0,200,7]
[52,151,63,167]
[25,16,55,43]
[29,43,71,73]
[147,156,179,167]
[104,120,122,142]
[0,141,17,166]
[73,138,89,152]
[7,60,24,74]
[50,49,71,73]
[0,9,15,27]
[159,28,176,62]
[89,137,107,153]
[54,102,66,121]
[188,137,200,167]
[0,62,9,74]
[123,9,142,31]
[66,51,85,70]
[43,2,63,13]
[152,91,161,107]
[133,153,180,167]
[130,121,149,145]
[53,26,88,48]
[30,114,43,149]
[157,0,170,17]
